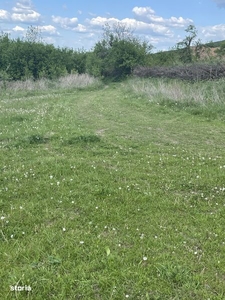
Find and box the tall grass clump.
[0,73,101,98]
[127,77,225,119]
[58,73,100,89]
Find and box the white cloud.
[0,1,41,24]
[87,16,173,37]
[202,24,225,39]
[132,6,193,28]
[39,25,60,36]
[13,25,25,31]
[169,16,193,27]
[72,24,87,32]
[11,0,41,23]
[0,9,10,21]
[132,6,156,21]
[86,6,193,42]
[88,16,119,27]
[52,15,78,29]
[125,18,173,36]
[12,11,41,23]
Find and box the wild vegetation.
[1,24,225,299]
[0,24,224,84]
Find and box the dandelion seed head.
[143,256,148,261]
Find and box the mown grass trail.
[1,82,225,299]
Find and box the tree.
[86,23,152,80]
[176,25,198,63]
[25,25,42,43]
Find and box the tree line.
[0,24,223,82]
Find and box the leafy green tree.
[147,49,181,67]
[0,26,88,81]
[0,33,12,75]
[65,48,87,74]
[87,23,152,80]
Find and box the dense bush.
[86,23,152,80]
[0,31,87,82]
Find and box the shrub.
[86,23,152,80]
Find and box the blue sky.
[0,0,225,51]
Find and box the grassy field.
[1,75,225,299]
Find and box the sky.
[0,0,225,52]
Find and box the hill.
[152,39,225,63]
[205,40,225,48]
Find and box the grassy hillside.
[205,40,225,48]
[1,77,225,299]
[152,39,225,64]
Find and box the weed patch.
[64,134,101,145]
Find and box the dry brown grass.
[0,74,100,93]
[58,73,99,88]
[127,77,224,106]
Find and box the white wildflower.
[143,256,148,261]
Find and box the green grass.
[1,77,225,299]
